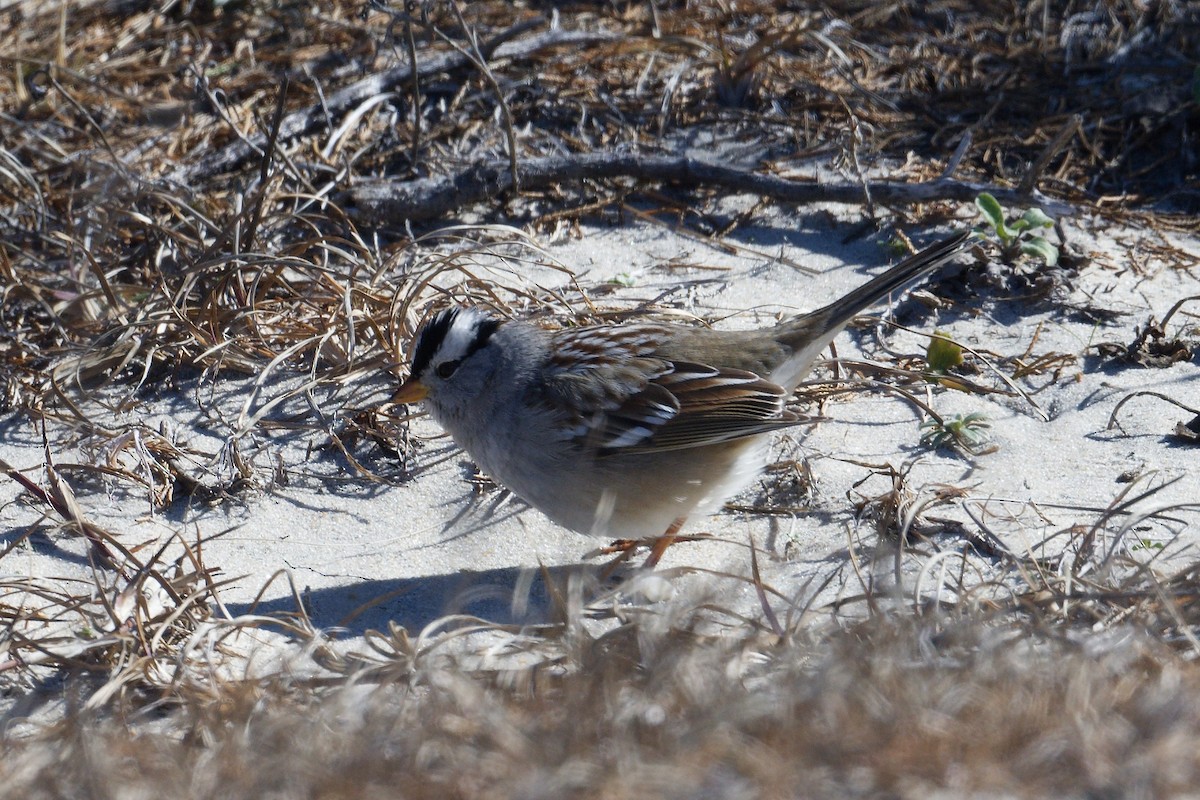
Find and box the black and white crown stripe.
[410,307,500,381]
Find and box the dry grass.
[2,475,1198,797]
[4,605,1200,798]
[2,0,1196,415]
[1,0,1199,795]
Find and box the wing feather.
[540,325,799,453]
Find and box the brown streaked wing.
[543,324,681,449]
[542,326,799,453]
[613,361,796,453]
[658,362,786,418]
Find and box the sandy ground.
[1,200,1197,695]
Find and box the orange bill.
[392,378,428,404]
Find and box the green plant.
[975,192,1059,266]
[925,331,964,375]
[880,237,911,258]
[920,412,994,456]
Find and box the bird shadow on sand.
[222,561,617,638]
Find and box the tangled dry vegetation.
[5,612,1200,799]
[1,0,1199,796]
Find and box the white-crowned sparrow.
[394,229,971,565]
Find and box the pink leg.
[642,517,687,569]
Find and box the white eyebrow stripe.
[436,309,492,361]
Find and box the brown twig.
[347,152,1075,224]
[443,0,520,196]
[1018,114,1081,195]
[241,76,291,255]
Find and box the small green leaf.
[974,193,1010,240]
[1020,208,1055,229]
[926,331,964,374]
[1020,236,1059,266]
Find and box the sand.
[1,200,1197,693]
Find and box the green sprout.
[925,331,964,375]
[920,412,994,456]
[880,237,912,258]
[923,331,978,392]
[975,192,1059,266]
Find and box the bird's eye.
[435,359,461,379]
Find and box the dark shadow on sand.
[222,562,612,637]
